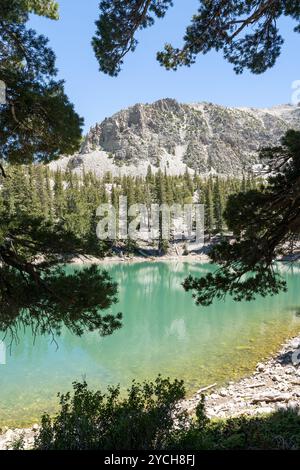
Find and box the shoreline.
[2,332,300,449]
[67,251,300,266]
[181,334,300,419]
[68,252,211,266]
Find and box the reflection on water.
[0,261,299,427]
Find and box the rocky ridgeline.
[182,336,300,419]
[50,100,300,177]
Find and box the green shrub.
[34,377,300,451]
[171,408,300,450]
[34,377,186,450]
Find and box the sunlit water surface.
[1,261,300,427]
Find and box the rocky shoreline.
[2,334,300,449]
[66,241,300,267]
[181,335,300,419]
[69,252,211,265]
[0,425,39,450]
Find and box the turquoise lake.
[1,261,300,427]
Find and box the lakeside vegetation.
[15,377,300,451]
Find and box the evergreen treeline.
[1,165,262,252]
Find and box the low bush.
[34,376,187,450]
[34,377,300,450]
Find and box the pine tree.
[35,165,51,219]
[0,2,121,340]
[146,164,153,185]
[155,169,167,205]
[205,179,214,239]
[53,170,66,220]
[213,177,225,234]
[184,131,300,306]
[2,165,30,216]
[165,173,174,205]
[93,1,300,76]
[183,166,194,202]
[28,165,42,217]
[44,167,54,221]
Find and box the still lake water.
[1,261,300,427]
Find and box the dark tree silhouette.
[0,0,122,340]
[183,130,300,305]
[93,1,300,76]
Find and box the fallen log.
[251,393,292,404]
[197,383,217,394]
[245,382,266,389]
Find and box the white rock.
[210,393,220,400]
[289,339,300,350]
[255,406,274,414]
[271,375,282,382]
[4,430,14,440]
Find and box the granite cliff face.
[50,99,300,176]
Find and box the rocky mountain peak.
[51,99,300,177]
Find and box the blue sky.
[29,0,300,133]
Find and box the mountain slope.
[50,99,300,177]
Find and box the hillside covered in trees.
[0,165,261,256]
